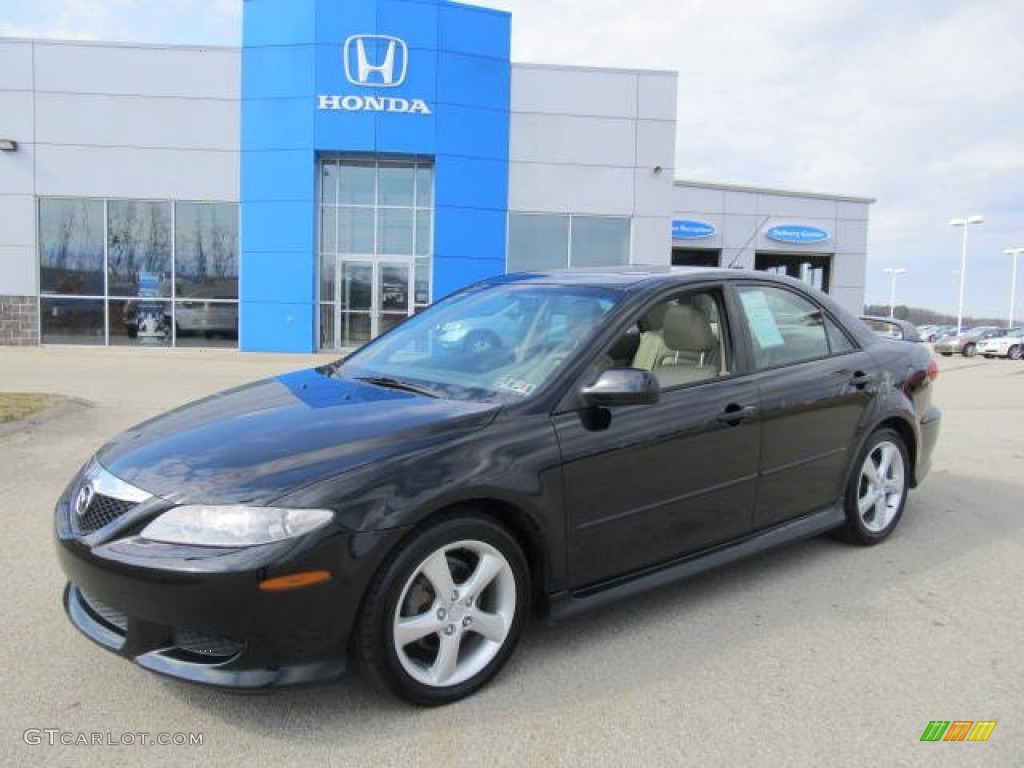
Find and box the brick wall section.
[0,296,40,346]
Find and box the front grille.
[73,493,138,536]
[80,590,128,634]
[171,629,245,660]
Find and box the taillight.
[927,359,939,381]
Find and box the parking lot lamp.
[883,268,906,318]
[950,215,984,333]
[1004,248,1024,328]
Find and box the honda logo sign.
[344,35,408,88]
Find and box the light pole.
[1004,247,1024,328]
[883,268,906,318]
[949,215,984,333]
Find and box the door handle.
[717,404,758,425]
[848,371,875,390]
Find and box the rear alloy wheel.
[357,515,528,706]
[1008,345,1021,360]
[841,429,909,545]
[962,343,976,357]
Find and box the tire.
[962,343,976,358]
[1008,345,1021,360]
[840,429,909,545]
[356,514,528,706]
[464,330,501,355]
[940,352,952,357]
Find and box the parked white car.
[976,329,1024,359]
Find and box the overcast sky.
[3,0,1022,319]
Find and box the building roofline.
[674,178,876,205]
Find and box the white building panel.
[34,145,239,201]
[511,64,638,118]
[508,162,635,215]
[675,185,726,215]
[0,244,36,295]
[836,218,870,254]
[0,145,34,195]
[33,42,240,100]
[0,40,33,91]
[632,216,672,265]
[509,112,637,167]
[0,90,34,139]
[0,195,35,246]
[35,93,239,152]
[756,193,838,220]
[637,72,677,122]
[635,119,676,170]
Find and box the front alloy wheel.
[357,515,527,705]
[1007,344,1021,360]
[841,429,909,545]
[963,343,977,357]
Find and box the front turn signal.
[259,570,332,592]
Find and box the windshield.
[335,282,621,402]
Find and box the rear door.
[731,283,876,530]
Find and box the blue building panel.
[242,151,316,202]
[436,52,510,111]
[435,104,509,160]
[243,201,316,253]
[313,0,379,46]
[435,155,509,211]
[432,256,506,301]
[240,301,316,353]
[242,45,317,100]
[241,251,317,304]
[242,99,316,151]
[243,0,317,47]
[242,0,512,352]
[434,206,507,261]
[438,3,511,60]
[377,1,441,50]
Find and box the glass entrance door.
[338,258,413,347]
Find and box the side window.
[736,285,835,369]
[825,316,856,354]
[610,289,731,389]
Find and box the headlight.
[140,506,334,547]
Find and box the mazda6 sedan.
[56,268,941,705]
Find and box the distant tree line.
[863,304,1006,327]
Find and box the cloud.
[2,0,1022,316]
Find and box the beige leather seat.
[654,304,719,387]
[631,302,672,370]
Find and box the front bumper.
[55,487,403,689]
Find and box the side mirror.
[580,368,660,408]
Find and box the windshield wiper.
[355,376,440,398]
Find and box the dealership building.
[0,0,873,352]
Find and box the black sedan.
[56,268,941,705]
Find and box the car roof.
[484,266,783,290]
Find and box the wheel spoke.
[419,550,456,600]
[395,611,444,648]
[858,489,877,518]
[460,553,505,600]
[876,445,895,480]
[431,631,462,685]
[863,457,881,486]
[469,608,507,643]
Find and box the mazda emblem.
[74,483,94,517]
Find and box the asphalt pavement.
[0,345,1020,767]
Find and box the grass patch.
[0,393,57,424]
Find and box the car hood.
[96,368,500,504]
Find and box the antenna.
[727,215,772,269]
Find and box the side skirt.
[545,505,845,623]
